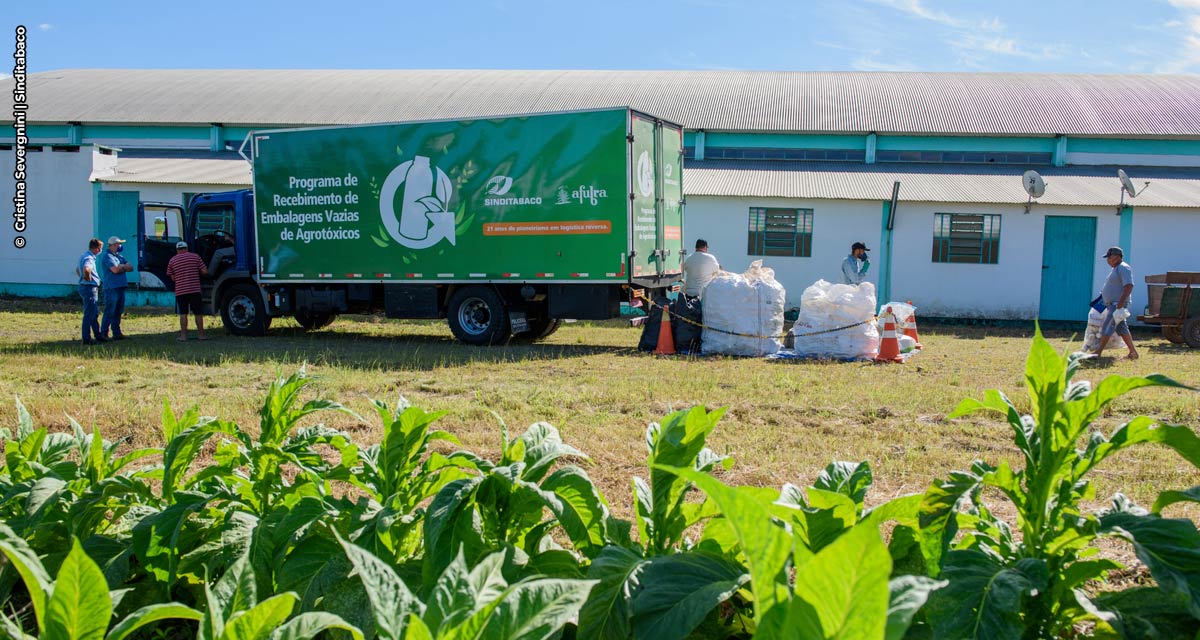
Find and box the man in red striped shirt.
[166,241,209,341]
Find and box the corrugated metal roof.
[97,150,1200,208]
[9,69,1200,137]
[685,161,1200,208]
[94,151,251,185]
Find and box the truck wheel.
[447,286,511,345]
[1162,325,1184,344]
[221,283,270,336]
[295,311,337,331]
[513,318,561,343]
[1183,317,1200,349]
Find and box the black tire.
[294,310,337,331]
[447,286,511,346]
[1183,317,1200,349]
[221,283,270,336]
[512,317,561,343]
[1162,325,1184,344]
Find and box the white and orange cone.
[875,307,904,363]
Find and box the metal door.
[97,191,140,272]
[1039,216,1097,321]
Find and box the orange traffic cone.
[653,305,676,355]
[875,307,904,363]
[903,301,923,349]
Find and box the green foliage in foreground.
[1,330,1199,639]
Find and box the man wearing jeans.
[1094,246,1139,360]
[76,238,103,345]
[100,236,134,340]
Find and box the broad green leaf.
[577,545,647,640]
[885,576,947,640]
[1087,586,1200,639]
[917,471,980,577]
[518,422,586,483]
[813,461,873,514]
[44,539,112,640]
[425,550,476,635]
[16,396,34,439]
[467,550,511,609]
[130,492,211,589]
[268,611,364,640]
[925,550,1048,640]
[422,477,483,588]
[1152,486,1200,514]
[212,552,258,620]
[631,552,749,640]
[655,465,791,632]
[1067,373,1190,441]
[862,494,921,530]
[1100,511,1200,618]
[539,466,612,557]
[1077,418,1200,480]
[1023,327,1065,430]
[400,614,433,640]
[646,407,725,552]
[338,534,422,640]
[796,489,858,553]
[0,524,53,629]
[478,578,598,640]
[220,593,297,640]
[107,603,203,640]
[787,523,892,640]
[161,420,236,502]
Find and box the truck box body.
[249,108,684,286]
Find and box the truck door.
[137,202,185,289]
[630,113,662,279]
[630,113,684,281]
[660,121,684,277]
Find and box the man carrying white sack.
[682,239,721,298]
[842,242,871,285]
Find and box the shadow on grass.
[16,325,635,372]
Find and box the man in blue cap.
[1093,246,1139,360]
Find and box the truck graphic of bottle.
[380,155,454,248]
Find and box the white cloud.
[1168,0,1200,8]
[851,56,919,72]
[866,0,969,28]
[1158,5,1200,72]
[38,23,51,31]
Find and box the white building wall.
[686,196,1151,319]
[0,147,98,286]
[1129,207,1200,316]
[684,196,882,308]
[100,182,242,205]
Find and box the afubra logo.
[555,185,608,206]
[485,176,513,195]
[379,155,456,249]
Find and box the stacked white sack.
[1083,308,1107,353]
[702,260,786,356]
[791,280,879,360]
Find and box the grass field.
[2,296,1198,525]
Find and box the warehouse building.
[3,69,1200,320]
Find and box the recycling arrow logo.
[379,155,456,249]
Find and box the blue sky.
[6,0,1200,75]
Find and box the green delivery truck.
[138,108,685,344]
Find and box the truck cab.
[139,189,266,332]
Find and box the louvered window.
[748,208,813,257]
[933,213,1000,264]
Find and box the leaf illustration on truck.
[379,155,457,249]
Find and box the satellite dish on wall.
[1117,168,1150,213]
[1022,170,1046,213]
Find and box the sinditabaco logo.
[483,174,543,206]
[379,155,456,250]
[556,185,608,206]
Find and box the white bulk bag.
[702,260,786,356]
[791,280,880,360]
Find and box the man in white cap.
[1093,246,1139,360]
[166,240,209,341]
[100,235,134,340]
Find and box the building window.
[933,213,1001,264]
[876,150,1052,165]
[698,147,866,162]
[748,208,813,257]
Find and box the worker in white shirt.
[682,239,721,299]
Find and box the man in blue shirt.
[1093,246,1139,360]
[100,235,134,340]
[76,238,104,345]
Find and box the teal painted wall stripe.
[1069,138,1200,156]
[0,283,174,306]
[878,201,893,304]
[875,135,1055,152]
[81,125,210,141]
[705,132,865,150]
[1120,206,1133,260]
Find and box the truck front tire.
[447,286,511,346]
[221,283,270,336]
